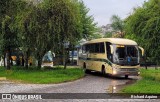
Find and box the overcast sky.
[82,0,148,26]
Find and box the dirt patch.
[0,77,6,81]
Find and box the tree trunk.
[22,55,24,66]
[6,48,11,70]
[155,62,158,70]
[25,51,29,69]
[71,51,74,65]
[64,49,69,69]
[63,51,65,66]
[38,58,42,69]
[63,47,68,69]
[62,46,65,67]
[144,54,147,70]
[64,61,67,69]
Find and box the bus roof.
[84,38,138,45]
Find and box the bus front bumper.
[112,68,140,76]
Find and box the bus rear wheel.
[83,63,90,73]
[125,75,128,79]
[102,67,105,76]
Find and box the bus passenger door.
[105,42,113,74]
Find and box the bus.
[78,38,144,78]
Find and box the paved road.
[1,73,159,102]
[0,72,139,93]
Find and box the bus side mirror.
[110,45,114,54]
[138,46,144,56]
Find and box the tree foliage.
[104,32,112,38]
[78,0,96,40]
[125,0,160,64]
[0,0,25,69]
[0,0,96,69]
[110,15,124,38]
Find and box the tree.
[0,0,97,69]
[125,0,160,64]
[0,0,23,69]
[39,0,96,69]
[78,0,96,40]
[104,32,112,38]
[14,1,50,68]
[6,0,34,69]
[110,15,124,38]
[37,0,82,69]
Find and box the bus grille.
[120,68,137,72]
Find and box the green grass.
[121,68,160,93]
[0,66,84,84]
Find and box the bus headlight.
[113,86,116,90]
[112,65,120,75]
[113,70,117,74]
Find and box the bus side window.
[100,43,105,53]
[106,42,112,61]
[92,44,95,53]
[82,45,86,53]
[95,43,100,53]
[86,44,90,53]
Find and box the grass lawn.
[121,68,160,93]
[0,66,84,84]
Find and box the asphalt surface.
[1,72,158,102]
[24,72,140,93]
[0,72,139,93]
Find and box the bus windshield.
[112,45,139,66]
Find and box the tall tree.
[40,0,85,69]
[14,1,49,68]
[6,0,33,69]
[0,0,97,69]
[125,0,160,64]
[78,0,96,40]
[110,15,124,38]
[0,0,23,69]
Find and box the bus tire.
[83,63,86,69]
[101,66,105,76]
[83,63,90,73]
[125,75,128,79]
[85,69,90,73]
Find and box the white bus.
[41,51,55,67]
[78,38,144,78]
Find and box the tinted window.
[95,43,99,53]
[83,43,105,53]
[106,42,112,61]
[90,44,95,53]
[126,46,138,57]
[99,43,105,53]
[116,47,125,58]
[82,45,86,53]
